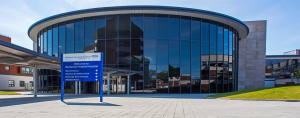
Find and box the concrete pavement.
[0,93,300,118]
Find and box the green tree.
[294,70,300,84]
[294,70,300,78]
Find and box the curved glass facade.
[36,14,239,93]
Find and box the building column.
[79,81,81,94]
[127,75,130,95]
[33,65,38,97]
[38,69,40,93]
[107,73,110,95]
[75,81,78,95]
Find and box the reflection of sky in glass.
[180,65,190,74]
[229,31,233,47]
[191,41,200,65]
[169,17,179,39]
[131,17,143,30]
[37,14,240,93]
[53,27,58,46]
[201,21,209,55]
[84,20,94,40]
[224,28,229,55]
[157,17,168,39]
[180,40,190,65]
[157,39,168,64]
[48,28,52,47]
[191,20,200,41]
[180,18,190,39]
[210,23,217,54]
[144,16,156,39]
[75,21,84,42]
[144,39,156,64]
[169,40,179,64]
[66,22,74,43]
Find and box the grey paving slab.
[0,94,300,118]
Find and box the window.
[30,81,34,87]
[9,80,14,87]
[22,67,25,73]
[5,66,9,70]
[131,14,143,39]
[59,22,66,56]
[19,81,25,87]
[22,67,33,74]
[26,68,29,73]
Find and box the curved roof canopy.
[28,6,249,42]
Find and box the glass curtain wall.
[191,18,201,93]
[266,59,300,79]
[37,14,239,94]
[38,69,61,93]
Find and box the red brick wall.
[0,35,11,43]
[0,35,32,76]
[0,64,33,76]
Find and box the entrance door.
[100,76,127,94]
[117,77,126,94]
[87,82,94,93]
[110,77,117,94]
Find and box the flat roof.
[266,55,300,59]
[28,5,249,42]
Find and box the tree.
[294,70,300,84]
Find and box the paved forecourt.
[0,94,300,118]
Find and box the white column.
[75,81,78,95]
[79,81,81,94]
[107,73,110,95]
[127,75,130,95]
[33,65,38,97]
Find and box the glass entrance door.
[98,76,127,94]
[110,77,117,94]
[117,76,126,94]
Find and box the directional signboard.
[61,53,103,102]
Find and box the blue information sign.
[61,53,103,102]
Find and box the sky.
[0,0,299,55]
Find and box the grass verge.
[0,91,21,95]
[207,85,300,100]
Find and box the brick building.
[0,34,33,91]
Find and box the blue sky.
[0,0,299,55]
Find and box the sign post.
[61,53,103,102]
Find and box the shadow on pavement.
[0,94,100,107]
[0,94,215,107]
[62,101,121,106]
